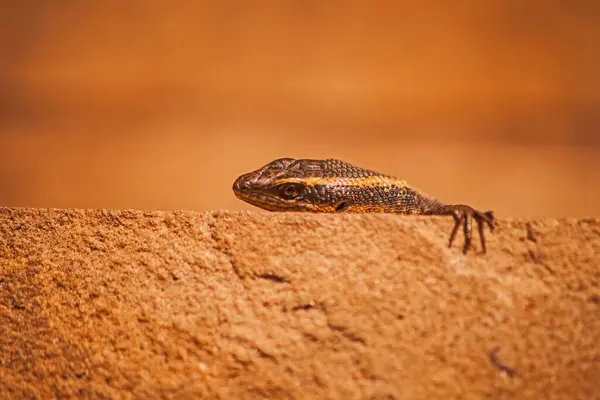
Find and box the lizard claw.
[447,205,495,254]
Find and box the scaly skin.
[233,158,495,254]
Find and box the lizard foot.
[446,205,495,254]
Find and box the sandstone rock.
[0,208,598,399]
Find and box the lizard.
[232,158,495,254]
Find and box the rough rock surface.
[0,208,598,399]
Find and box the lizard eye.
[278,183,302,199]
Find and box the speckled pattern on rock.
[0,208,599,399]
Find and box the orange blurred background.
[1,1,599,216]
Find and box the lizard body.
[233,158,494,254]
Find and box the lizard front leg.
[414,194,495,254]
[434,204,495,254]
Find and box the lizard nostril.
[233,177,244,192]
[233,175,253,192]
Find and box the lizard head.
[232,158,335,212]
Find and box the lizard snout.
[232,173,256,193]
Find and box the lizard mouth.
[233,175,314,211]
[233,189,312,212]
